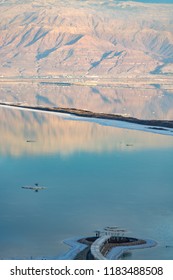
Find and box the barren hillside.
[0,0,173,77]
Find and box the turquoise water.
[0,107,173,259]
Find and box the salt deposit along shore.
[0,102,173,136]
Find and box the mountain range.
[0,0,173,78]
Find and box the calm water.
[0,107,173,259]
[1,82,173,120]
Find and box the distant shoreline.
[1,102,173,130]
[0,75,173,87]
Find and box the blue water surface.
[0,108,173,259]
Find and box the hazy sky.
[130,0,173,2]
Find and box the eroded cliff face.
[0,0,173,77]
[1,107,173,157]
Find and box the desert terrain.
[0,0,173,79]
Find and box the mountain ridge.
[0,0,173,77]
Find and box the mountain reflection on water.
[0,83,173,120]
[1,107,173,157]
[0,106,173,260]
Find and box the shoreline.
[0,75,173,87]
[0,102,173,130]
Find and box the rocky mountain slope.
[0,0,173,77]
